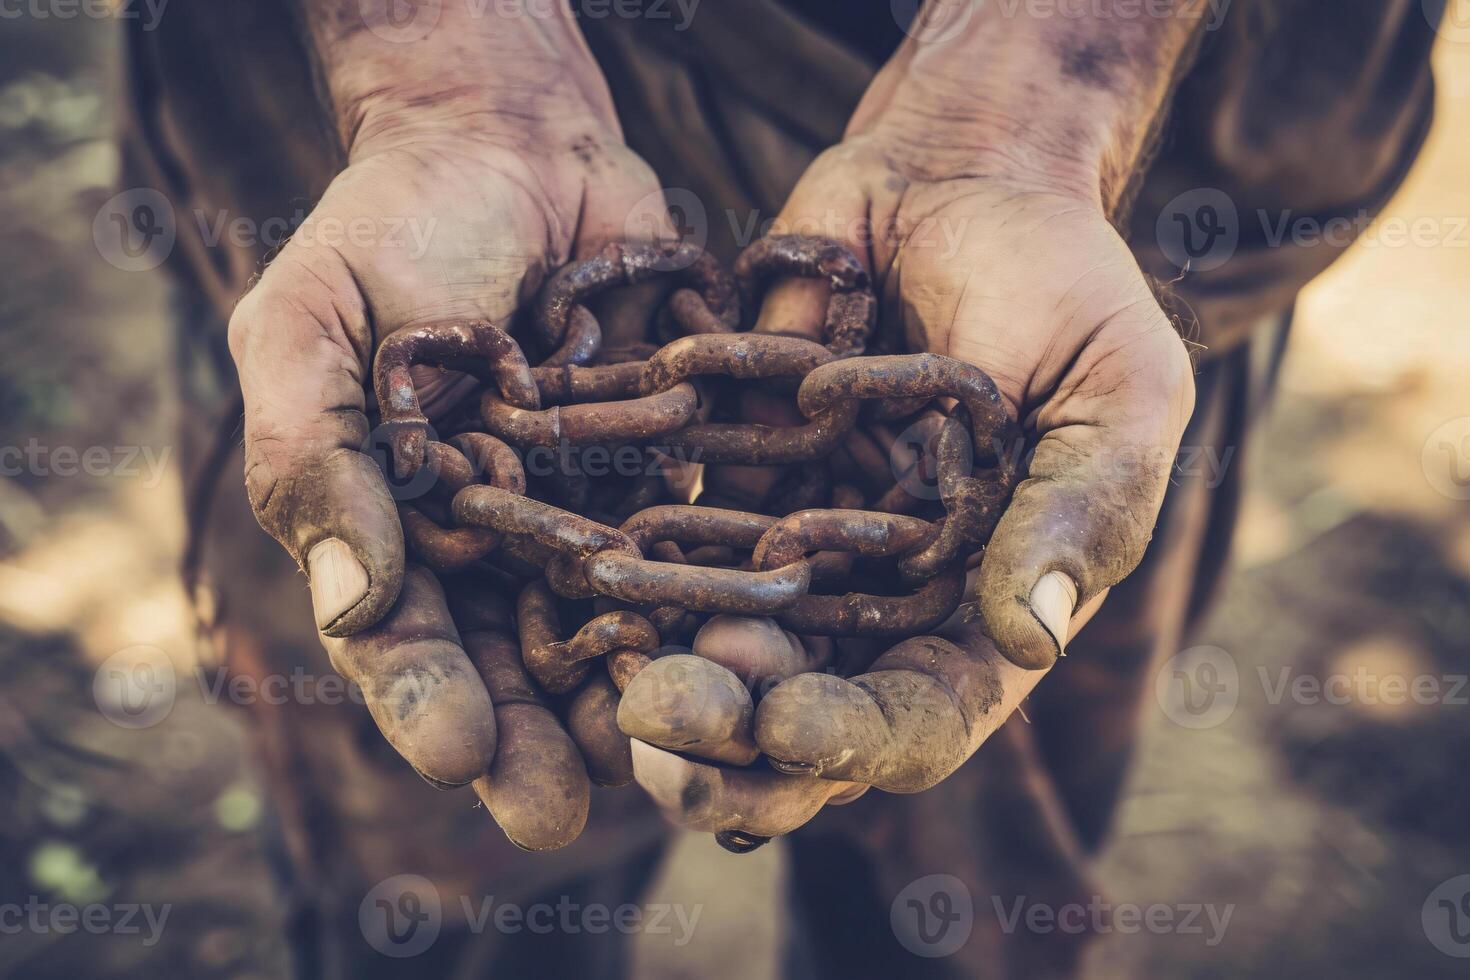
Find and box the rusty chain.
[369,234,1024,851]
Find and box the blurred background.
[1,9,1467,979]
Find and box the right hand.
[227,85,675,799]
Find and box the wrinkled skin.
[630,45,1194,835]
[466,630,591,850]
[619,617,868,838]
[751,145,1195,669]
[615,615,819,769]
[244,4,1198,850]
[620,592,1108,841]
[320,566,495,788]
[568,672,635,787]
[228,53,675,842]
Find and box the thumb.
[977,303,1195,669]
[229,244,404,636]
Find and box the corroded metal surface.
[368,236,1025,855]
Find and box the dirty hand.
[626,3,1203,841]
[620,603,1106,847]
[228,2,672,821]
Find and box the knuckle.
[242,451,291,547]
[1149,318,1196,396]
[226,288,266,366]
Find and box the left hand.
[624,16,1198,836]
[623,598,1106,845]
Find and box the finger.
[749,164,873,342]
[614,618,828,765]
[577,150,681,347]
[754,619,1048,793]
[711,178,870,507]
[977,306,1195,669]
[567,672,634,787]
[630,740,857,839]
[320,566,495,788]
[690,614,830,697]
[464,629,591,851]
[228,246,403,636]
[616,655,758,766]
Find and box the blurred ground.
[0,12,1466,980]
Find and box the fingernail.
[1029,571,1078,657]
[768,758,817,775]
[715,830,770,854]
[411,764,456,791]
[307,538,369,631]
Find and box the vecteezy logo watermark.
[360,875,442,958]
[360,0,441,42]
[96,192,437,272]
[1423,875,1470,957]
[0,0,169,30]
[521,444,698,481]
[0,898,171,946]
[195,666,371,710]
[491,0,701,31]
[93,188,175,273]
[1159,189,1470,273]
[1156,187,1240,273]
[363,421,444,502]
[992,895,1233,947]
[366,419,701,504]
[1257,211,1470,251]
[1257,665,1469,710]
[0,441,172,487]
[892,0,976,44]
[194,209,438,259]
[623,187,711,267]
[888,415,968,503]
[891,874,974,958]
[92,646,176,730]
[888,424,1235,505]
[1422,417,1470,501]
[361,0,699,42]
[1156,648,1469,731]
[1154,645,1239,729]
[359,875,702,957]
[92,659,453,729]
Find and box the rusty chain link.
[369,235,1024,852]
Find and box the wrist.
[301,1,621,161]
[849,0,1207,217]
[850,102,1116,213]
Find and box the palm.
[306,138,664,417]
[879,184,1166,419]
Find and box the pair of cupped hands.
[226,69,1194,849]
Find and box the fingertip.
[308,538,369,633]
[980,593,1062,671]
[473,715,591,852]
[304,453,406,637]
[1029,570,1078,656]
[323,567,496,785]
[567,674,634,787]
[754,672,877,776]
[629,739,713,822]
[691,615,813,687]
[363,639,497,787]
[465,631,591,851]
[617,655,758,766]
[977,567,1080,671]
